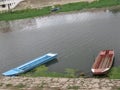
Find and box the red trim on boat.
[91,50,114,75]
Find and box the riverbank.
[0,76,120,90]
[0,66,120,90]
[0,0,120,21]
[15,0,95,10]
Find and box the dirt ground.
[15,0,95,10]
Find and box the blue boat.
[2,53,58,76]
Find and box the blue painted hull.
[2,53,58,76]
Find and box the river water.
[0,9,120,76]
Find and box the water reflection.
[0,10,120,75]
[0,21,11,33]
[9,19,37,31]
[0,10,117,33]
[0,19,37,33]
[110,7,120,14]
[35,11,114,28]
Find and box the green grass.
[108,66,120,79]
[14,83,26,88]
[21,65,77,78]
[0,0,120,21]
[67,85,80,89]
[0,83,3,87]
[117,87,120,90]
[21,65,120,78]
[0,7,51,21]
[5,84,13,87]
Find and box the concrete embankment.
[0,76,120,90]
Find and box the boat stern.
[2,68,23,76]
[91,68,109,75]
[91,69,103,75]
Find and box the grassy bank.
[108,66,120,79]
[20,65,120,78]
[0,0,120,21]
[93,66,120,79]
[20,65,81,78]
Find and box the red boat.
[91,50,114,75]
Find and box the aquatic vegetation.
[65,68,76,78]
[21,65,78,78]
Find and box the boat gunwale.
[91,50,114,75]
[2,53,58,76]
